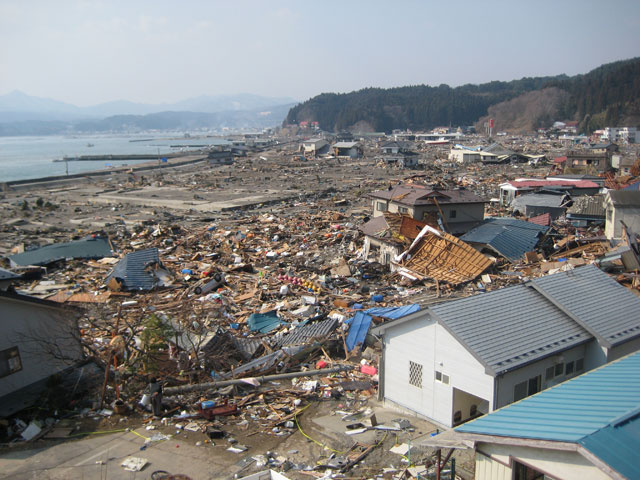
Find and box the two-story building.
[369,184,486,235]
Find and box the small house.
[332,141,362,159]
[604,190,640,239]
[372,266,640,429]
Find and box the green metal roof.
[456,351,640,478]
[8,236,113,266]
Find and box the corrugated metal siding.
[532,265,640,347]
[456,351,640,443]
[475,453,511,480]
[431,284,590,374]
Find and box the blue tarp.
[345,311,372,352]
[345,304,421,352]
[247,310,286,334]
[365,304,420,319]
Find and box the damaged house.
[0,291,84,417]
[372,265,640,428]
[369,184,486,235]
[460,217,550,263]
[106,248,172,291]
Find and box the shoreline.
[2,154,208,192]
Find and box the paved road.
[0,427,236,480]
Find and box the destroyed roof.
[460,217,549,262]
[370,184,485,206]
[0,267,21,282]
[607,190,640,207]
[333,141,360,148]
[396,225,493,285]
[105,248,166,291]
[482,143,515,156]
[8,235,113,267]
[359,213,427,244]
[528,213,551,226]
[566,195,605,217]
[275,317,339,348]
[503,179,600,189]
[0,288,77,312]
[359,215,393,237]
[456,351,640,480]
[511,192,568,209]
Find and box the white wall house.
[604,190,640,240]
[0,292,84,417]
[372,265,640,428]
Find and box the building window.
[566,361,574,375]
[449,210,457,219]
[398,206,408,214]
[555,363,564,377]
[545,366,555,381]
[514,375,541,402]
[435,370,449,385]
[0,347,22,378]
[409,361,422,388]
[514,381,528,402]
[376,201,388,212]
[576,358,584,371]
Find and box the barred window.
[409,361,423,388]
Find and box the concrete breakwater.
[53,152,188,162]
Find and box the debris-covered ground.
[1,134,639,479]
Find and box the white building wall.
[383,317,493,427]
[477,443,611,480]
[605,203,640,240]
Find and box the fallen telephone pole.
[163,364,355,395]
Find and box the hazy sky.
[1,0,639,106]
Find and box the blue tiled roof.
[456,352,640,478]
[460,217,548,262]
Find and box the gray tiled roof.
[430,265,640,374]
[608,190,640,207]
[431,284,590,375]
[511,193,567,209]
[532,265,640,347]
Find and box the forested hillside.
[284,58,640,133]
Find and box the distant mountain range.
[284,58,640,134]
[0,91,297,135]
